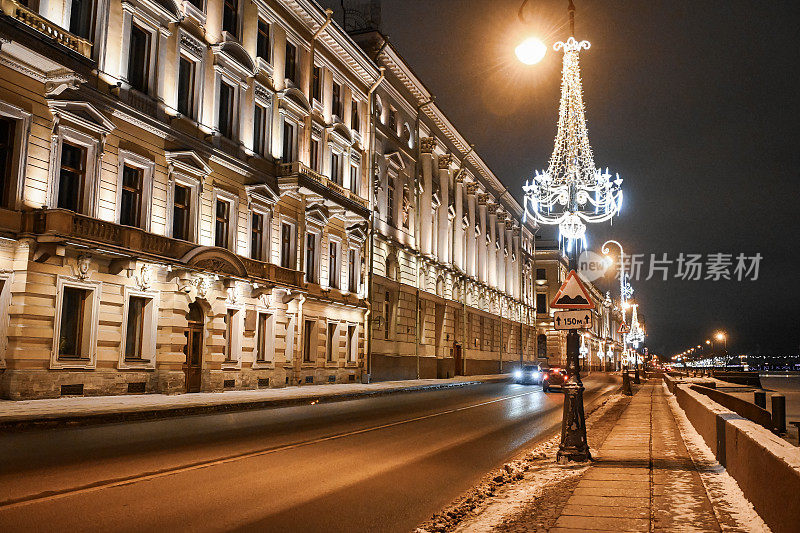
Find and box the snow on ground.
[665,382,771,533]
[415,393,626,533]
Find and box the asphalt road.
[0,373,619,533]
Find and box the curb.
[0,376,509,431]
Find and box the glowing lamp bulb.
[515,37,547,65]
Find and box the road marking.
[0,381,616,511]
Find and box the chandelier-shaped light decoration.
[627,303,644,347]
[523,37,623,248]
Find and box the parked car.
[513,364,544,385]
[542,367,568,392]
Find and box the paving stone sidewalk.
[550,380,724,532]
[0,374,508,429]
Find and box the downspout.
[309,9,334,96]
[365,66,385,383]
[415,97,435,379]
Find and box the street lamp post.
[715,331,728,366]
[521,1,623,463]
[602,240,633,394]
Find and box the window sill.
[251,361,275,370]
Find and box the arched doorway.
[184,301,204,393]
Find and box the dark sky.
[358,0,800,356]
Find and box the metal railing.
[279,161,369,210]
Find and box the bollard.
[754,390,766,409]
[621,370,633,396]
[772,394,786,434]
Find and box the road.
[0,374,619,533]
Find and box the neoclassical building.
[0,0,615,399]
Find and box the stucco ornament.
[75,255,91,280]
[135,264,153,291]
[195,275,212,299]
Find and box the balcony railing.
[24,209,305,289]
[0,0,93,58]
[279,161,369,213]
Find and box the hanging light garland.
[627,303,644,347]
[523,37,623,249]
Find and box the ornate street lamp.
[602,239,633,391]
[521,0,624,463]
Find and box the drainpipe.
[365,66,385,383]
[309,9,334,96]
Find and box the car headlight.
[532,371,540,379]
[513,370,522,379]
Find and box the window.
[330,152,341,185]
[387,175,395,227]
[536,293,547,314]
[347,324,357,363]
[251,212,264,260]
[328,240,339,289]
[253,103,268,156]
[303,319,314,362]
[285,41,297,85]
[225,309,238,361]
[59,287,88,358]
[58,142,86,212]
[310,137,320,172]
[332,82,342,119]
[388,109,397,131]
[119,165,143,227]
[383,291,390,340]
[281,120,295,163]
[68,0,94,40]
[128,24,150,93]
[0,117,15,209]
[536,268,547,280]
[348,249,357,293]
[280,221,294,269]
[215,199,231,249]
[326,322,337,362]
[124,296,146,360]
[222,0,238,37]
[218,81,235,139]
[349,163,359,194]
[256,312,273,363]
[177,57,195,117]
[173,184,191,241]
[256,19,271,62]
[305,232,317,283]
[312,65,322,102]
[351,100,359,133]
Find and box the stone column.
[438,154,452,265]
[466,183,478,278]
[477,194,488,284]
[487,203,497,289]
[496,213,506,293]
[513,227,521,300]
[419,137,435,257]
[453,175,464,271]
[505,221,514,297]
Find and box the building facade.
[0,0,614,399]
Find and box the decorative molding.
[438,154,453,169]
[420,137,436,154]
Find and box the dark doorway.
[453,343,463,376]
[184,302,204,393]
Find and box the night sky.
[341,0,800,356]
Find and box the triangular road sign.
[618,322,630,334]
[551,270,595,310]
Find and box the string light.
[523,37,623,248]
[627,303,644,347]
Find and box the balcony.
[22,209,305,290]
[278,162,369,218]
[0,0,92,58]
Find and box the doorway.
[183,302,204,393]
[453,343,463,376]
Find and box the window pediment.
[384,150,405,172]
[246,184,279,206]
[123,0,181,26]
[279,87,311,117]
[48,101,115,136]
[212,40,256,80]
[346,222,367,244]
[305,203,329,227]
[329,123,351,145]
[181,246,248,278]
[165,150,212,179]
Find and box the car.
[541,367,568,392]
[513,364,544,385]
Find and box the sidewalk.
[550,381,741,532]
[0,374,508,430]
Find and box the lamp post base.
[633,366,641,384]
[557,380,592,463]
[621,369,633,396]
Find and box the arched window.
[187,301,204,324]
[436,276,444,297]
